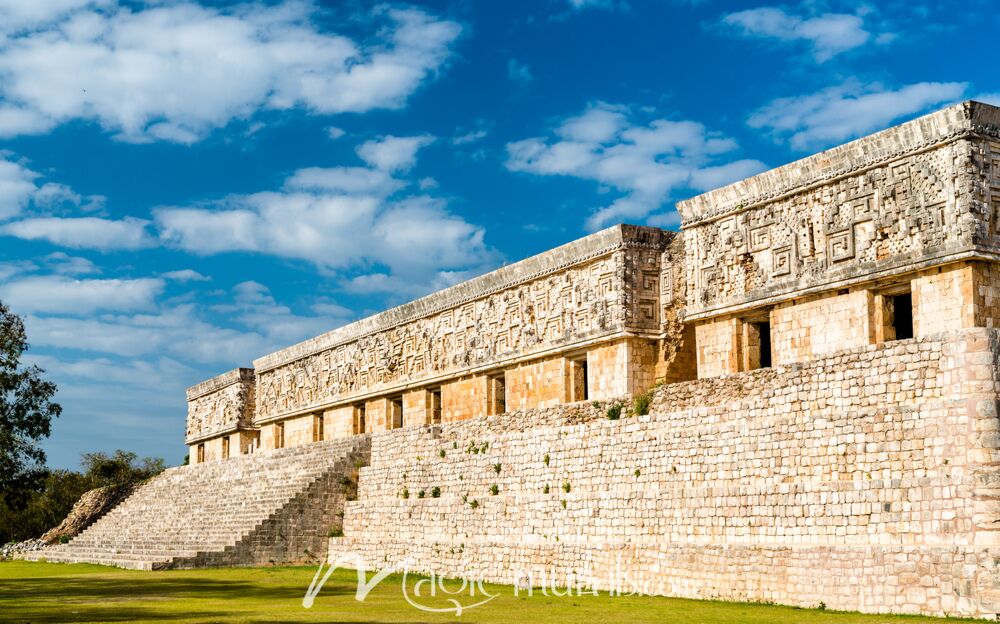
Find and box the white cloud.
[356,135,434,172]
[1,216,153,249]
[154,141,497,292]
[0,0,102,34]
[453,129,488,145]
[156,190,494,284]
[506,102,766,230]
[722,7,874,61]
[161,269,209,282]
[507,59,533,85]
[284,166,403,196]
[326,126,346,140]
[0,2,461,142]
[0,155,38,219]
[44,252,100,275]
[748,80,968,150]
[0,275,164,314]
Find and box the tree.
[0,300,61,509]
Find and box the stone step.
[24,436,370,569]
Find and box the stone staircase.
[23,435,370,570]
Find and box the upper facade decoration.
[185,368,256,444]
[251,225,676,422]
[677,101,1000,319]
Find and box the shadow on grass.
[0,574,372,623]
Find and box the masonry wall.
[771,290,873,366]
[324,406,354,440]
[330,327,1000,618]
[442,375,488,422]
[505,357,568,411]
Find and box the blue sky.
[0,0,995,469]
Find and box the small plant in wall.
[469,499,480,509]
[543,453,550,466]
[562,481,571,493]
[439,449,446,458]
[561,500,567,509]
[490,484,499,496]
[493,462,502,474]
[634,468,641,477]
[632,391,653,416]
[543,484,550,494]
[606,401,624,420]
[400,487,410,499]
[417,489,426,499]
[328,529,344,538]
[431,486,441,498]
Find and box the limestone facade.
[173,100,1000,618]
[329,327,1000,618]
[186,225,694,459]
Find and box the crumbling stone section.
[329,327,1000,618]
[39,483,136,544]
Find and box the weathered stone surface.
[677,101,1000,321]
[327,327,1000,618]
[39,483,136,544]
[185,368,255,444]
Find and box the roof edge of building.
[251,224,674,374]
[676,100,1000,227]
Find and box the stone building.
[185,224,696,463]
[187,99,1000,466]
[34,101,1000,618]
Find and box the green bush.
[431,486,441,498]
[606,401,624,420]
[632,391,653,416]
[489,484,499,496]
[328,529,344,538]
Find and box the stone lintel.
[676,100,1000,228]
[186,367,255,402]
[252,224,675,373]
[185,423,259,446]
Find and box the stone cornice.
[676,100,1000,228]
[185,423,260,445]
[186,368,254,401]
[252,224,675,373]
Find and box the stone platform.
[328,328,1000,618]
[23,436,369,570]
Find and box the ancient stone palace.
[29,101,1000,619]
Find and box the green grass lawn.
[0,559,978,624]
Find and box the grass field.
[0,560,978,623]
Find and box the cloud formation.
[506,102,766,230]
[1,216,153,249]
[748,80,968,150]
[0,275,164,314]
[356,135,435,172]
[721,6,877,61]
[0,2,461,143]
